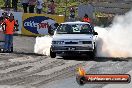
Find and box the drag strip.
[0,36,132,88]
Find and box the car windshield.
[56,24,93,34]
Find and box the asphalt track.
[0,36,132,88]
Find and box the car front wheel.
[89,52,95,59]
[50,49,56,58]
[10,46,13,53]
[89,46,96,59]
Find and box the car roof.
[61,21,91,25]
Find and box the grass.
[0,0,4,7]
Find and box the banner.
[0,11,23,34]
[22,13,65,36]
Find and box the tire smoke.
[95,10,132,57]
[34,36,52,56]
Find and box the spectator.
[69,6,75,20]
[4,0,11,11]
[1,12,8,20]
[82,14,94,29]
[36,0,44,14]
[0,12,8,30]
[21,0,29,13]
[4,0,11,7]
[2,13,18,53]
[82,14,92,23]
[28,0,37,13]
[47,0,56,14]
[12,0,18,11]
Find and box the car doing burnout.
[50,21,98,58]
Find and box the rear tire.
[50,49,56,58]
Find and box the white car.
[50,21,98,59]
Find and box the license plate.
[68,47,76,51]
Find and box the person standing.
[12,0,18,11]
[0,12,8,21]
[4,0,11,11]
[36,0,44,14]
[2,13,18,53]
[47,0,56,14]
[28,0,37,13]
[82,14,92,23]
[21,0,29,13]
[69,6,75,21]
[1,12,8,32]
[4,0,11,7]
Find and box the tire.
[89,52,95,59]
[0,49,2,53]
[62,56,67,59]
[10,47,13,53]
[89,46,96,59]
[62,56,70,59]
[50,49,56,58]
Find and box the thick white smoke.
[34,35,52,56]
[96,10,132,57]
[34,10,132,57]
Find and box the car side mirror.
[94,32,98,35]
[50,30,55,36]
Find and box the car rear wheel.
[50,49,56,58]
